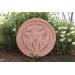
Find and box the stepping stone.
[16,18,56,57]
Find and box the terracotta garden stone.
[16,18,56,57]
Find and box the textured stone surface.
[16,18,56,57]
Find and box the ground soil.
[0,49,75,62]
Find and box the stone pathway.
[0,49,75,62]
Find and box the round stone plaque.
[16,18,56,57]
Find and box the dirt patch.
[0,49,75,62]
